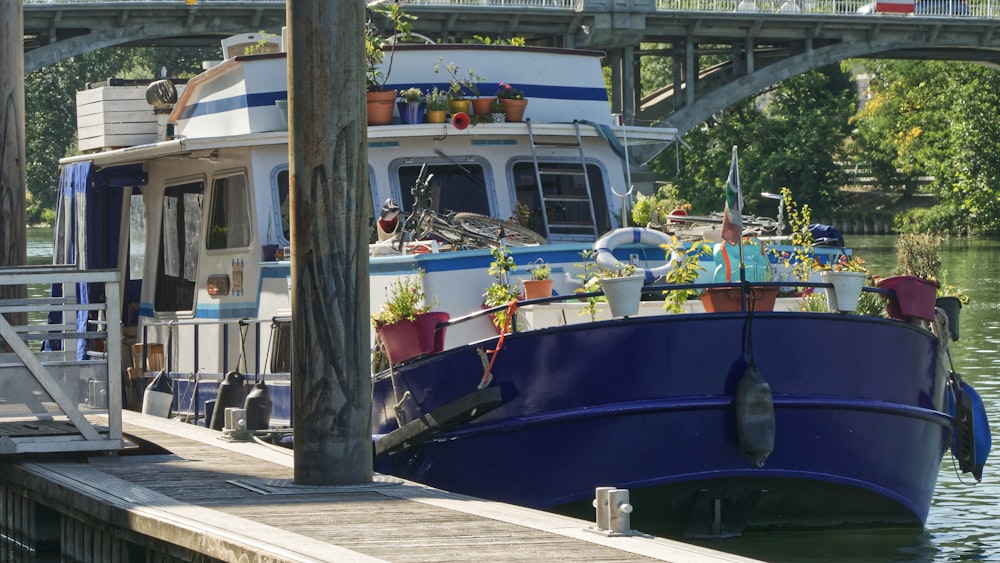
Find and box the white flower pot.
[599,275,645,318]
[820,271,866,313]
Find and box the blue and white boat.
[51,33,988,537]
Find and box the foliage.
[573,250,604,321]
[815,254,868,273]
[401,87,423,103]
[660,238,712,313]
[435,59,484,99]
[648,65,855,220]
[483,246,520,330]
[527,259,551,281]
[425,87,449,111]
[631,185,690,227]
[243,31,277,56]
[798,292,829,312]
[600,263,637,278]
[371,271,431,327]
[470,35,526,46]
[489,98,505,113]
[366,1,414,92]
[496,82,524,100]
[894,233,941,280]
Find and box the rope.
[481,300,519,387]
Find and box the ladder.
[527,119,598,240]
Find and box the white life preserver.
[593,228,678,283]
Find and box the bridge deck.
[0,411,759,562]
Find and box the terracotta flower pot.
[700,286,777,313]
[471,97,497,116]
[501,98,528,122]
[367,90,397,126]
[522,279,553,300]
[377,311,449,364]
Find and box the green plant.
[483,246,520,330]
[773,187,817,282]
[371,271,431,328]
[631,185,690,227]
[894,233,969,304]
[660,237,712,313]
[401,87,423,103]
[470,35,526,46]
[528,259,551,281]
[489,98,505,113]
[815,253,869,273]
[365,2,414,92]
[425,87,449,111]
[573,250,603,321]
[243,31,277,56]
[435,59,484,100]
[496,82,524,100]
[600,263,637,278]
[798,292,829,312]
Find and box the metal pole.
[289,0,373,485]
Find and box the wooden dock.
[0,411,761,562]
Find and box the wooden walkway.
[0,411,762,563]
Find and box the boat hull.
[371,312,951,535]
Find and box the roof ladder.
[527,119,599,240]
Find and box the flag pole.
[734,148,746,311]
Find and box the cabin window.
[275,168,290,243]
[155,181,204,312]
[396,163,490,215]
[128,194,146,281]
[207,173,251,250]
[268,318,291,374]
[512,161,610,239]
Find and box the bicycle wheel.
[453,213,547,246]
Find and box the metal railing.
[0,266,122,454]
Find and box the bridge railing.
[24,0,991,18]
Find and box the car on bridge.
[857,0,969,15]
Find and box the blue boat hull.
[371,312,951,534]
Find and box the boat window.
[155,181,204,312]
[512,162,610,239]
[268,318,291,374]
[129,194,146,281]
[275,168,290,243]
[396,163,490,216]
[207,173,251,250]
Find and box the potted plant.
[435,59,484,116]
[523,259,553,300]
[397,87,424,125]
[489,98,506,123]
[365,2,414,125]
[496,82,527,122]
[818,254,869,313]
[659,237,712,313]
[483,246,521,332]
[371,271,449,364]
[599,263,643,318]
[424,87,449,124]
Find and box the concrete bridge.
[22,0,1000,136]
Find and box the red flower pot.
[377,311,450,364]
[876,276,938,322]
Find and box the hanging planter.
[377,311,450,364]
[820,271,866,313]
[599,275,644,318]
[876,276,938,322]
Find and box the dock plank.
[0,411,760,563]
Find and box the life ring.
[593,228,677,283]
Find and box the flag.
[721,145,743,246]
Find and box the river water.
[18,229,1000,562]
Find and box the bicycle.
[394,164,547,252]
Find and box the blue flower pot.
[398,101,425,124]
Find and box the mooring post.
[0,1,27,345]
[288,0,373,485]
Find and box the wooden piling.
[287,1,373,485]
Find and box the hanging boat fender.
[735,363,775,468]
[243,380,273,431]
[209,371,247,431]
[593,228,677,283]
[947,374,991,482]
[141,370,173,418]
